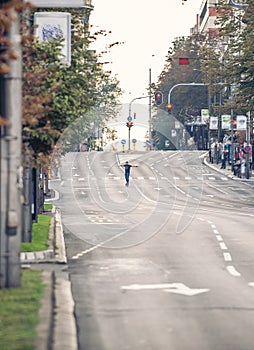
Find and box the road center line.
[219,242,228,250]
[223,252,232,261]
[227,266,241,277]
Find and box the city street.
[51,150,254,350]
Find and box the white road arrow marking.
[121,283,209,296]
[164,283,209,296]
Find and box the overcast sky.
[90,0,202,103]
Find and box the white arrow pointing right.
[164,283,209,296]
[121,283,209,296]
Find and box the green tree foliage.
[156,34,208,122]
[21,7,122,162]
[203,0,254,115]
[153,34,208,148]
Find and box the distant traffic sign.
[121,139,126,145]
[244,145,251,153]
[127,116,132,122]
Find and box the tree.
[21,8,122,162]
[153,34,209,149]
[205,0,254,115]
[156,34,208,123]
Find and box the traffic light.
[154,91,163,106]
[179,57,189,65]
[167,103,173,114]
[126,121,133,128]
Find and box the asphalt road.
[52,150,254,350]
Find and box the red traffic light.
[154,91,163,106]
[126,121,133,128]
[179,57,189,65]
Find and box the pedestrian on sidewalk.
[221,149,227,169]
[121,161,137,186]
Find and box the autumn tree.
[201,0,254,116]
[22,8,122,161]
[153,34,208,149]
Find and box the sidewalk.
[21,205,78,350]
[203,155,254,182]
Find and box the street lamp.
[127,95,149,151]
[167,82,208,106]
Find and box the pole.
[1,7,22,288]
[128,94,150,152]
[167,82,207,105]
[149,68,152,149]
[128,126,131,151]
[128,95,149,118]
[22,143,32,242]
[231,107,234,172]
[246,111,250,179]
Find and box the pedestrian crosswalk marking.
[103,175,229,182]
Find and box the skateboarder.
[121,161,137,186]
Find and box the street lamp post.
[246,111,251,179]
[167,82,208,106]
[128,95,149,151]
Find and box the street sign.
[121,139,126,145]
[127,116,132,122]
[244,145,251,153]
[146,140,152,147]
[132,139,137,143]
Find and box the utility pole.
[246,111,251,179]
[0,7,22,288]
[149,68,152,149]
[128,94,149,152]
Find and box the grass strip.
[0,270,44,350]
[21,214,51,252]
[43,204,53,211]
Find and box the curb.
[203,156,254,181]
[21,203,78,350]
[53,270,78,350]
[20,207,67,264]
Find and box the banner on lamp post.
[201,109,209,123]
[236,115,247,130]
[209,116,218,130]
[34,12,71,66]
[221,115,231,130]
